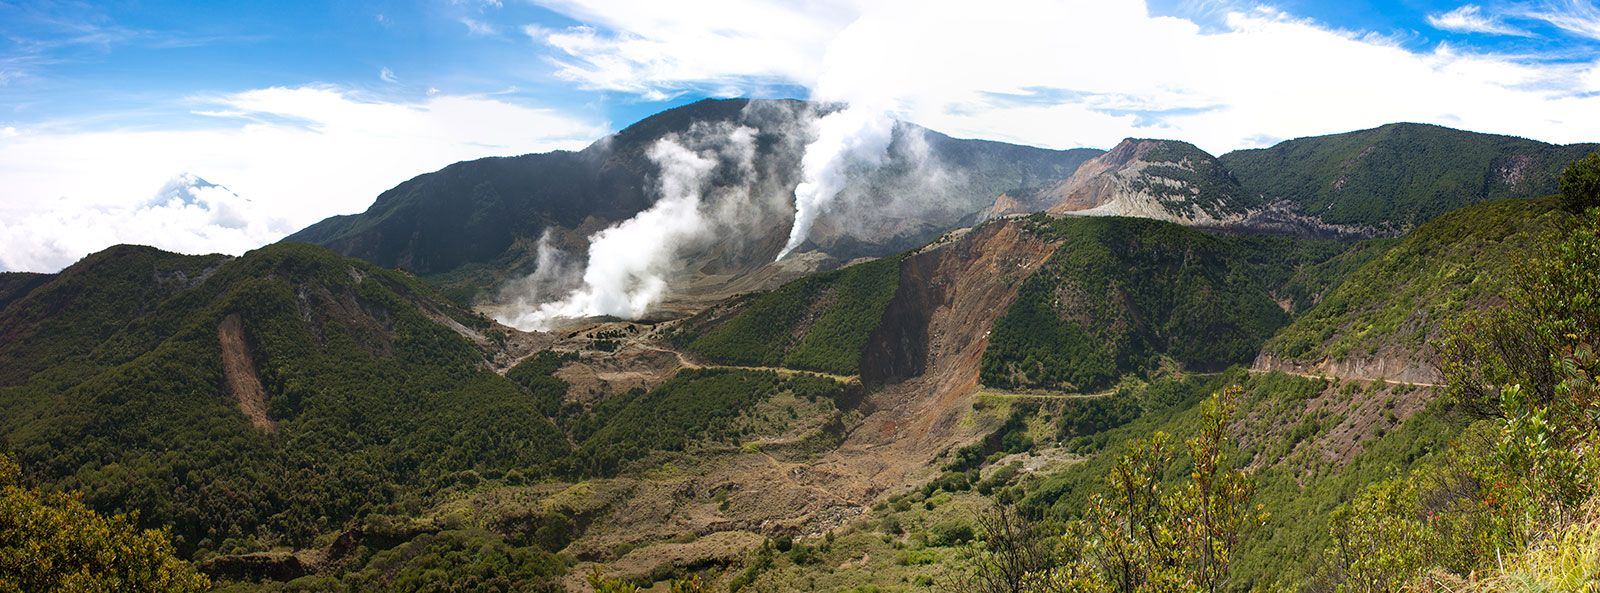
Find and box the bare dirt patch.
[218,313,275,432]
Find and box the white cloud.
[530,0,1600,153]
[0,87,606,272]
[0,175,293,274]
[1427,5,1530,36]
[379,67,399,83]
[461,17,498,36]
[1526,0,1600,40]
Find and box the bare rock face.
[984,138,1262,229]
[1042,139,1247,224]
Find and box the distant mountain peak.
[982,137,1248,224]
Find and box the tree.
[1175,387,1266,593]
[1439,207,1600,426]
[1559,152,1600,214]
[966,388,1265,593]
[0,454,210,593]
[1323,479,1433,593]
[962,502,1072,593]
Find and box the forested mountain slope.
[286,98,1100,303]
[1257,197,1567,383]
[0,243,572,558]
[980,215,1348,392]
[1221,123,1597,230]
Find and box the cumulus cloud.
[0,174,292,272]
[529,0,1600,153]
[0,86,605,272]
[1428,5,1530,36]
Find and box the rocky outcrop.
[1022,139,1249,225]
[1252,351,1442,386]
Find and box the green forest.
[674,255,903,376]
[980,215,1344,392]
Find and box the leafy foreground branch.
[0,454,209,593]
[962,386,1268,593]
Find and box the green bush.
[1559,152,1600,214]
[0,454,210,593]
[928,521,975,547]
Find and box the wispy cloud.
[460,17,499,36]
[380,67,399,83]
[1525,0,1600,40]
[1427,5,1531,36]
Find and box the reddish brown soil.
[548,221,1064,582]
[810,221,1062,499]
[218,313,275,432]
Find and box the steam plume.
[495,124,758,331]
[775,105,894,260]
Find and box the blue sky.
[5,0,1596,132]
[3,0,1600,272]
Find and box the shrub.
[929,521,975,547]
[1559,152,1600,214]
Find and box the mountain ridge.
[285,98,1103,306]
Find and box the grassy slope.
[1262,198,1566,363]
[1221,123,1597,228]
[673,255,903,376]
[980,215,1348,392]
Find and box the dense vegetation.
[965,388,1267,592]
[0,243,568,560]
[674,255,903,375]
[1128,140,1253,218]
[1561,151,1600,214]
[1263,198,1564,364]
[505,350,578,419]
[1305,202,1600,591]
[574,369,785,474]
[1,454,210,593]
[982,215,1347,391]
[951,173,1600,592]
[0,245,230,386]
[1221,122,1597,228]
[213,528,569,593]
[965,365,1529,590]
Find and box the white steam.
[775,106,895,260]
[493,230,582,321]
[495,124,759,331]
